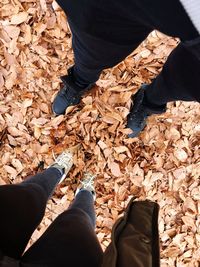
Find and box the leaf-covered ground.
[0,1,200,266]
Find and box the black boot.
[52,67,94,115]
[127,85,166,138]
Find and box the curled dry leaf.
[98,140,107,150]
[3,165,17,179]
[182,215,196,229]
[114,146,128,154]
[11,158,23,173]
[108,161,122,177]
[174,148,188,162]
[183,198,197,214]
[10,12,28,25]
[8,126,23,137]
[22,99,33,109]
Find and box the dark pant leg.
[57,0,200,104]
[145,40,200,105]
[69,189,96,227]
[135,1,200,105]
[0,168,61,259]
[70,21,151,85]
[57,0,152,85]
[22,167,62,199]
[22,190,103,267]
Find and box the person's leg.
[144,39,200,106]
[128,0,200,105]
[70,21,151,86]
[22,176,103,267]
[52,0,152,115]
[127,39,200,137]
[69,189,96,227]
[56,0,199,91]
[22,167,62,199]
[126,0,200,137]
[134,0,200,104]
[55,0,200,132]
[0,150,73,259]
[0,167,62,259]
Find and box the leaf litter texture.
[0,1,200,266]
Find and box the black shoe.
[52,68,93,115]
[127,85,166,138]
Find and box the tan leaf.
[0,73,4,88]
[182,216,196,228]
[4,25,20,39]
[1,152,11,165]
[140,49,151,58]
[8,127,22,137]
[22,98,33,108]
[114,146,128,154]
[49,115,64,128]
[34,126,41,139]
[31,118,49,126]
[11,159,23,173]
[23,24,32,44]
[109,161,122,177]
[40,103,49,113]
[174,148,188,162]
[4,165,17,178]
[183,197,197,213]
[98,140,107,150]
[11,12,28,25]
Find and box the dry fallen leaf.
[174,148,188,162]
[108,161,122,177]
[3,165,17,178]
[10,12,28,25]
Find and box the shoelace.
[81,173,96,190]
[53,151,73,169]
[62,85,82,103]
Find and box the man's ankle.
[143,92,167,113]
[71,67,93,89]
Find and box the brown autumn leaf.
[10,12,28,25]
[108,161,122,177]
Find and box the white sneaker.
[75,173,96,200]
[51,150,74,184]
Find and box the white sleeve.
[179,0,200,34]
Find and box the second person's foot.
[127,85,167,138]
